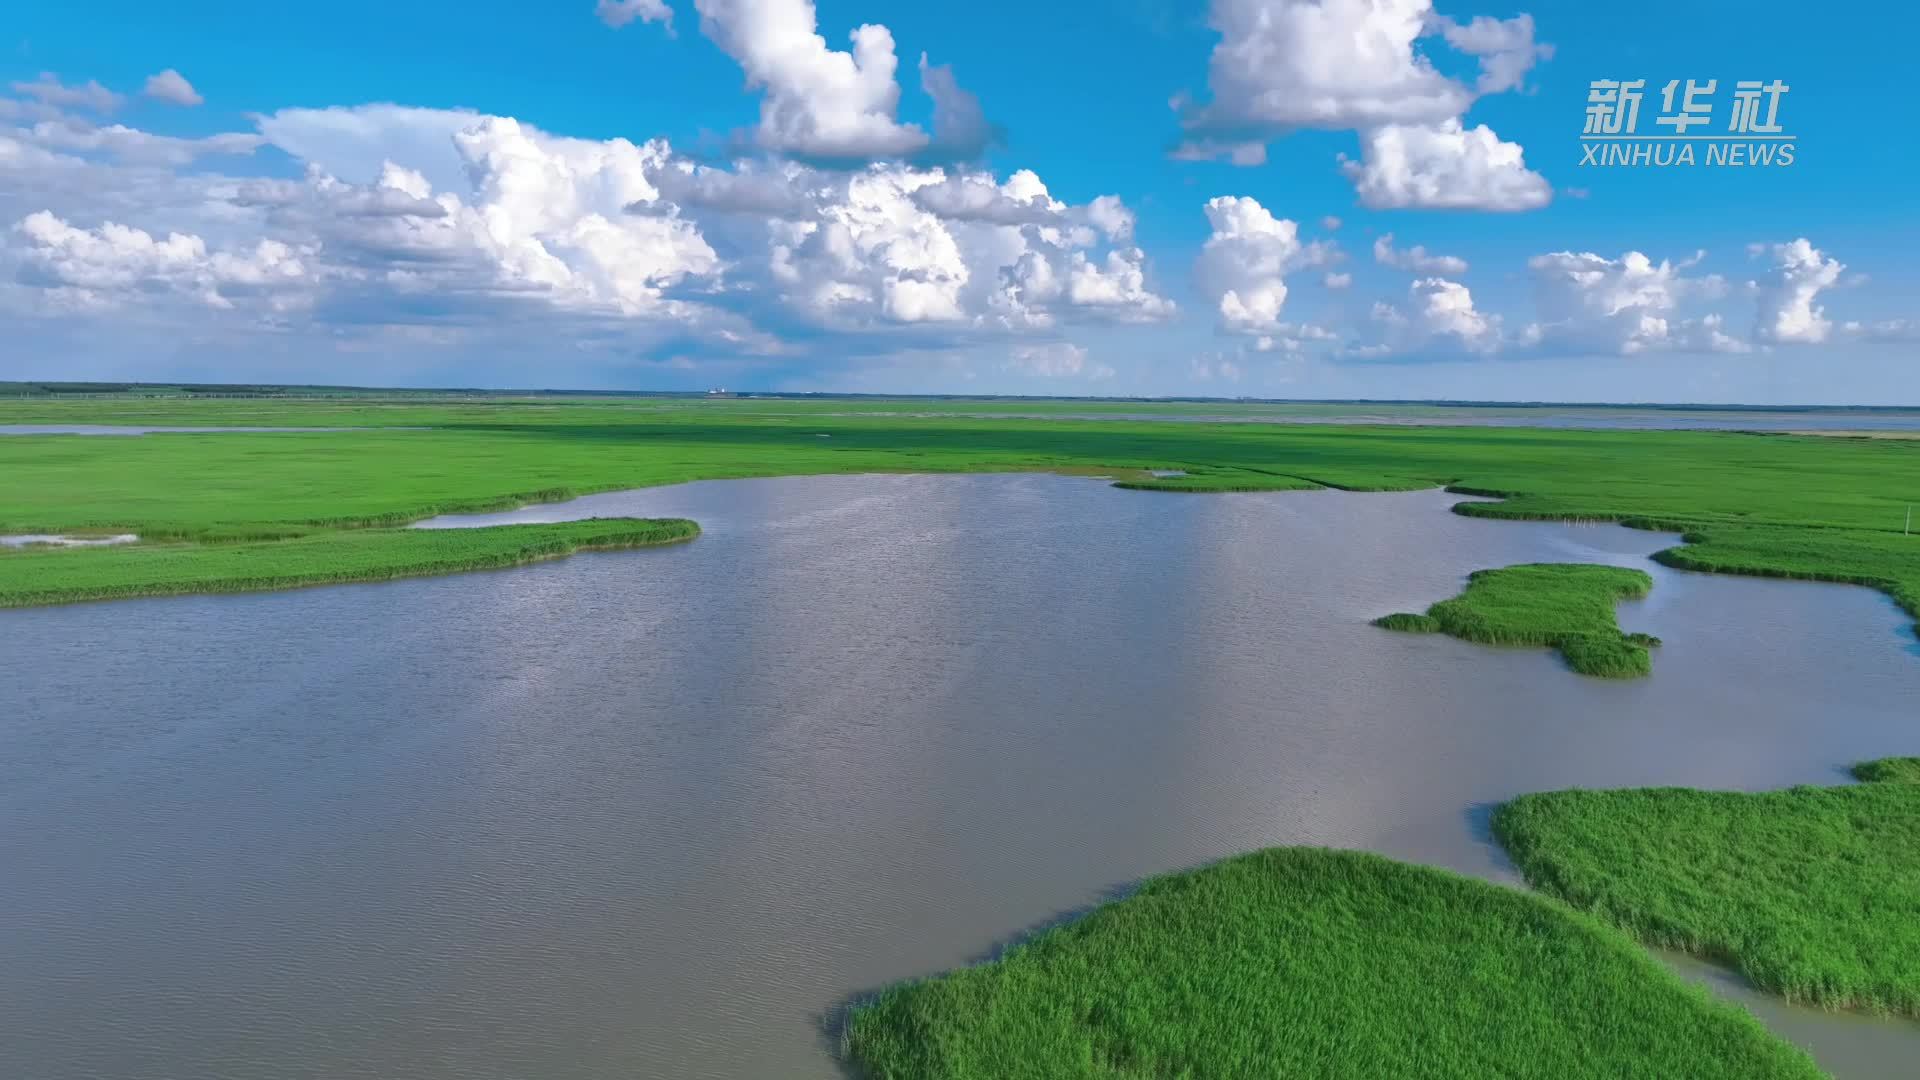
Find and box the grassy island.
[0,518,698,608]
[844,847,1823,1080]
[1373,563,1660,677]
[1494,759,1920,1016]
[1110,468,1323,493]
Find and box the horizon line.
[5,382,1917,412]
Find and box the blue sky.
[3,0,1915,402]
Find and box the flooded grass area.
[4,476,1915,1079]
[846,848,1825,1080]
[1495,761,1920,1017]
[3,399,1918,1077]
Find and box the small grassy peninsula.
[1648,523,1920,641]
[1373,563,1660,677]
[1851,757,1920,783]
[1494,759,1920,1016]
[844,848,1822,1080]
[1110,468,1323,493]
[0,518,697,608]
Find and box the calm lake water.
[3,474,1917,1079]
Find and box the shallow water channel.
[3,474,1916,1079]
[0,533,139,548]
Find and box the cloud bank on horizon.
[0,0,1913,401]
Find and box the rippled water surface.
[4,474,1917,1079]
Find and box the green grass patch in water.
[1373,563,1658,677]
[1112,469,1323,493]
[2,398,1917,618]
[1494,759,1920,1017]
[1852,757,1920,783]
[844,847,1823,1080]
[0,518,697,607]
[1651,523,1920,640]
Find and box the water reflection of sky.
[4,475,1917,1080]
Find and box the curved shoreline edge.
[844,759,1920,1078]
[1372,563,1661,678]
[0,518,699,609]
[0,408,1914,633]
[841,847,1827,1080]
[4,470,1917,637]
[1494,758,1920,1018]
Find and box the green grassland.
[1651,523,1920,633]
[843,847,1823,1080]
[0,397,1916,621]
[0,518,697,607]
[1374,564,1661,677]
[1852,758,1920,783]
[1493,760,1920,1017]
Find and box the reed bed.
[0,518,697,608]
[1651,523,1920,639]
[1373,563,1658,677]
[1494,760,1920,1017]
[2,397,1916,616]
[1112,469,1322,493]
[1852,757,1920,783]
[844,848,1822,1080]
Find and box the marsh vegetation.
[1374,563,1660,677]
[0,518,697,607]
[1495,760,1920,1017]
[844,848,1825,1080]
[0,397,1913,632]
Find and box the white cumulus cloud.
[1184,0,1468,135]
[1197,194,1334,334]
[693,0,926,158]
[1523,248,1740,355]
[1341,118,1550,211]
[1365,276,1500,355]
[9,73,123,113]
[1178,1,1552,211]
[1753,238,1844,344]
[759,163,1171,329]
[15,210,312,310]
[596,0,674,28]
[143,70,204,107]
[22,119,261,166]
[1373,232,1467,274]
[1430,14,1552,94]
